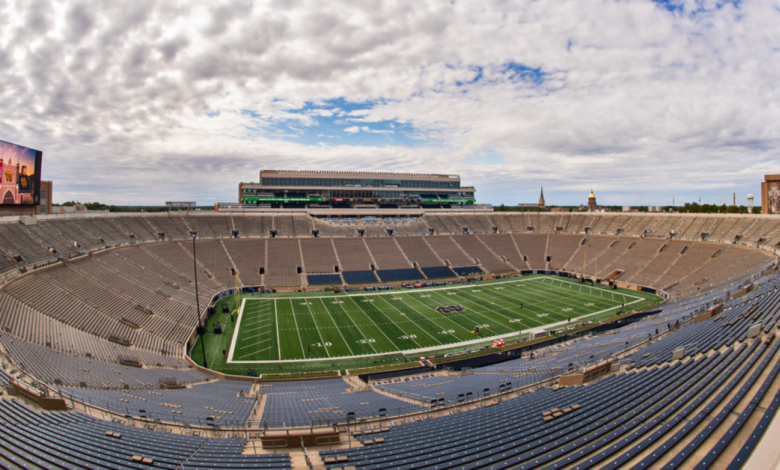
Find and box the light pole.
[191,230,207,368]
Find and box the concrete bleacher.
[476,233,527,270]
[333,238,375,271]
[0,292,186,368]
[264,238,302,286]
[300,238,339,273]
[365,238,414,270]
[145,215,191,240]
[179,239,235,287]
[107,215,158,242]
[425,236,475,268]
[451,235,511,273]
[395,236,446,268]
[232,215,269,237]
[513,233,549,270]
[221,238,265,287]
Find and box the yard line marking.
[344,296,416,350]
[374,295,442,346]
[334,298,377,354]
[274,299,281,360]
[400,294,478,340]
[318,298,355,356]
[237,345,273,360]
[238,337,272,350]
[304,299,330,357]
[226,297,246,363]
[240,330,272,342]
[286,299,307,358]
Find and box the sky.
[1,0,779,207]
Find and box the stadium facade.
[237,169,477,209]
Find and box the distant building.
[39,181,52,215]
[238,170,476,210]
[516,187,547,210]
[587,190,598,212]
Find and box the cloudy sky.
[2,0,779,207]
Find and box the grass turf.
[190,275,661,376]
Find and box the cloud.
[1,0,778,206]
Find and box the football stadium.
[2,186,780,468]
[4,2,780,469]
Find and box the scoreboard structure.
[0,139,42,207]
[762,174,780,215]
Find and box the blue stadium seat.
[342,271,379,284]
[376,268,425,282]
[307,274,342,285]
[421,266,457,279]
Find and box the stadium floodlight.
[191,231,207,368]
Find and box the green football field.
[191,276,659,373]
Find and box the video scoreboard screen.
[0,140,42,206]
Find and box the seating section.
[146,215,190,239]
[0,332,209,388]
[451,266,484,276]
[232,215,268,237]
[544,233,584,271]
[364,238,413,269]
[333,238,375,271]
[425,236,474,267]
[376,268,425,282]
[264,238,302,286]
[0,399,291,469]
[60,380,256,426]
[421,266,457,279]
[513,233,549,270]
[451,235,512,273]
[395,237,447,268]
[477,233,527,270]
[222,239,264,286]
[342,271,379,284]
[300,238,339,273]
[179,239,235,287]
[259,379,422,427]
[321,339,779,469]
[308,274,342,285]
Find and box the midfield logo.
[436,305,466,314]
